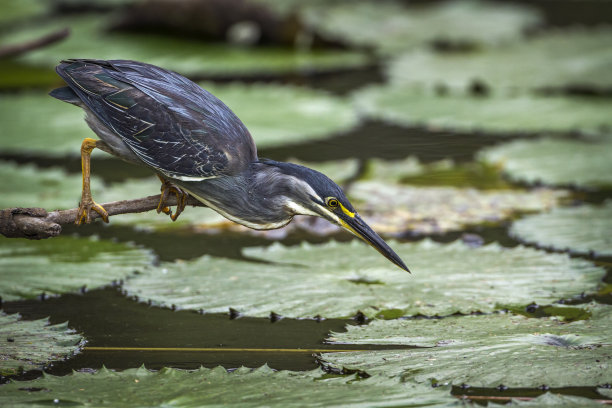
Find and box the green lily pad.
[0,83,358,156]
[200,82,359,148]
[124,240,604,318]
[0,161,100,211]
[0,312,83,376]
[509,393,605,407]
[0,0,49,25]
[0,235,154,301]
[353,85,612,135]
[348,181,565,235]
[322,303,612,387]
[388,28,612,91]
[3,14,368,78]
[510,202,612,257]
[0,365,458,407]
[479,137,612,188]
[256,0,540,55]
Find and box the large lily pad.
[124,240,604,318]
[0,161,97,211]
[3,14,368,78]
[256,0,540,55]
[353,85,612,135]
[0,83,357,156]
[200,82,359,147]
[348,181,565,235]
[0,365,458,407]
[509,393,606,407]
[479,137,612,189]
[322,303,612,387]
[0,235,154,301]
[0,313,83,376]
[388,28,612,91]
[510,202,612,257]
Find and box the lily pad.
[0,0,49,25]
[348,181,565,235]
[3,14,369,78]
[0,313,83,376]
[0,365,458,407]
[0,161,93,210]
[510,202,612,257]
[256,0,540,55]
[322,303,612,387]
[509,393,605,407]
[0,235,154,301]
[0,83,357,156]
[388,28,612,91]
[479,137,612,188]
[124,240,604,318]
[200,82,359,148]
[353,85,612,135]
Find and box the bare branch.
[0,28,70,59]
[0,194,206,240]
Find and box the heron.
[50,59,410,272]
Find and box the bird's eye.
[326,197,339,208]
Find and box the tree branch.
[0,195,206,240]
[0,28,70,59]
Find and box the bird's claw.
[75,199,109,225]
[157,181,188,222]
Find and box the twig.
[0,195,206,240]
[0,28,70,59]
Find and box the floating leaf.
[4,15,368,78]
[0,161,97,210]
[0,84,357,156]
[323,303,612,387]
[509,393,605,407]
[256,0,540,55]
[124,240,604,318]
[0,313,83,376]
[0,366,458,407]
[200,82,359,148]
[348,181,565,235]
[510,202,612,257]
[353,86,612,135]
[0,235,154,301]
[479,136,612,188]
[388,28,612,91]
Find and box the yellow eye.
[326,198,339,208]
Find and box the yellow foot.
[75,199,109,225]
[157,179,189,222]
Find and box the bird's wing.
[55,59,258,180]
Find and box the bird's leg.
[156,175,189,221]
[75,138,109,225]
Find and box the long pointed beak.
[339,213,411,273]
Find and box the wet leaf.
[0,235,154,301]
[323,303,612,387]
[0,313,83,376]
[353,86,612,135]
[509,393,605,407]
[479,136,612,188]
[124,240,604,318]
[3,15,369,78]
[200,82,359,148]
[257,0,540,55]
[0,84,357,156]
[0,366,458,407]
[510,202,612,257]
[388,28,612,91]
[348,181,565,235]
[0,161,98,211]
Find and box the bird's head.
[263,160,410,273]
